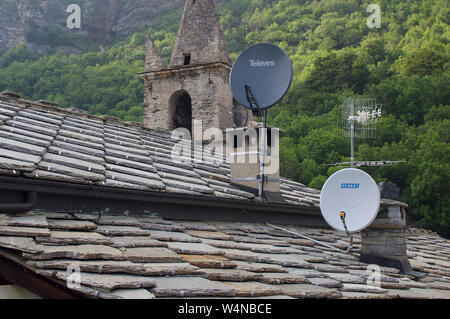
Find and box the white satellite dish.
[320,168,380,233]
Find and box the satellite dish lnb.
[229,43,293,115]
[320,168,380,233]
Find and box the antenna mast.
[343,98,382,167]
[244,84,266,199]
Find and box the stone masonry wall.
[361,227,407,259]
[170,0,230,67]
[143,64,234,134]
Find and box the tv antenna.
[326,160,407,168]
[229,43,293,199]
[336,98,407,168]
[342,98,382,168]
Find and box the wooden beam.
[0,252,82,299]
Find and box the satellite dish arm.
[244,84,267,200]
[245,85,262,116]
[340,211,354,253]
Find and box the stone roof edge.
[138,61,231,77]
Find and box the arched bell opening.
[169,90,192,133]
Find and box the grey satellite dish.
[320,168,380,233]
[229,43,293,114]
[229,43,292,200]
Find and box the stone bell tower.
[140,0,249,135]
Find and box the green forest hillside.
[0,0,448,236]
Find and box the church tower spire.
[140,0,251,135]
[145,34,167,72]
[170,0,230,67]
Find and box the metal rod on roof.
[350,100,355,168]
[266,223,344,253]
[258,110,267,199]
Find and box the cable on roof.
[266,223,344,253]
[340,211,354,253]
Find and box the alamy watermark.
[66,264,81,289]
[366,264,381,289]
[170,120,280,174]
[367,4,381,29]
[66,4,81,29]
[63,4,379,32]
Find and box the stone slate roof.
[0,97,320,207]
[0,95,449,299]
[0,211,449,299]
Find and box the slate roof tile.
[100,289,156,299]
[23,244,124,261]
[38,161,105,182]
[309,277,342,288]
[0,236,43,253]
[25,169,93,185]
[167,242,225,256]
[43,153,105,174]
[105,170,165,190]
[201,268,264,282]
[186,230,231,241]
[37,269,156,292]
[48,146,104,164]
[110,236,167,248]
[0,136,47,156]
[145,230,200,242]
[179,254,237,269]
[123,247,183,263]
[279,284,342,299]
[259,272,310,285]
[13,115,59,131]
[0,211,448,299]
[28,260,201,277]
[96,216,140,227]
[233,259,289,272]
[3,119,57,137]
[47,220,97,231]
[0,225,50,237]
[35,231,113,246]
[0,124,54,142]
[0,215,48,228]
[61,124,104,139]
[221,281,282,297]
[52,140,104,157]
[96,225,150,237]
[150,277,236,297]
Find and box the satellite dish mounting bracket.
[244,85,262,116]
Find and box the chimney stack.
[226,124,284,203]
[360,199,424,277]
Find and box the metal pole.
[258,110,267,199]
[350,100,355,168]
